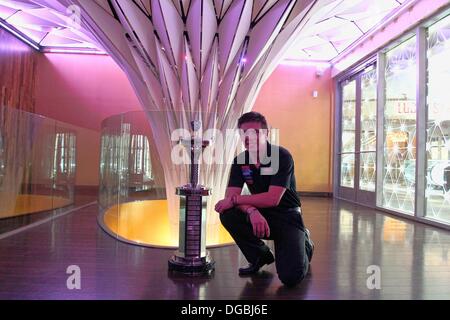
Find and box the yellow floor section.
[0,193,72,219]
[103,200,234,248]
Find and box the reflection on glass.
[99,121,129,207]
[360,67,377,191]
[51,131,76,201]
[382,37,417,214]
[52,132,76,180]
[426,15,450,224]
[130,135,153,191]
[341,80,356,188]
[0,106,76,220]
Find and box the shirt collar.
[245,142,273,168]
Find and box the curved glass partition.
[0,105,76,223]
[98,111,238,248]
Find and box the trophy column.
[168,121,215,275]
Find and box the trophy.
[168,120,215,275]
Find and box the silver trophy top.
[179,120,210,188]
[180,121,210,150]
[191,120,201,132]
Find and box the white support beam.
[375,52,386,208]
[415,26,428,218]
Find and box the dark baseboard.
[297,191,333,198]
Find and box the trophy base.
[168,253,215,275]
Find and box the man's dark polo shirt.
[227,143,301,210]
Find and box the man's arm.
[231,186,286,208]
[221,187,271,238]
[215,186,285,212]
[225,187,258,213]
[219,150,293,210]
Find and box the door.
[338,65,377,206]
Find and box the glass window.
[426,15,450,224]
[360,67,377,191]
[341,79,356,188]
[382,36,417,214]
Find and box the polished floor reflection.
[0,197,449,299]
[0,189,96,235]
[0,194,72,219]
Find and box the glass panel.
[341,80,356,188]
[360,67,377,191]
[341,153,355,188]
[0,106,78,234]
[28,116,57,210]
[382,37,417,214]
[425,15,450,224]
[98,115,123,211]
[53,122,77,208]
[360,152,376,192]
[341,80,356,153]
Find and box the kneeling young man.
[215,112,314,287]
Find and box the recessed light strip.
[43,48,108,55]
[281,59,331,68]
[0,19,41,51]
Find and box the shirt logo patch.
[241,165,254,185]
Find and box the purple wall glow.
[35,53,141,131]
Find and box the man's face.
[239,121,268,152]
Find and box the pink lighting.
[331,0,449,77]
[281,59,331,69]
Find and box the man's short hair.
[237,112,268,129]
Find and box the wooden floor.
[0,197,449,300]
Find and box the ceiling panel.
[0,0,411,59]
[284,0,411,61]
[0,0,103,52]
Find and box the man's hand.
[248,209,270,238]
[215,197,234,213]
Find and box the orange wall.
[253,63,334,192]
